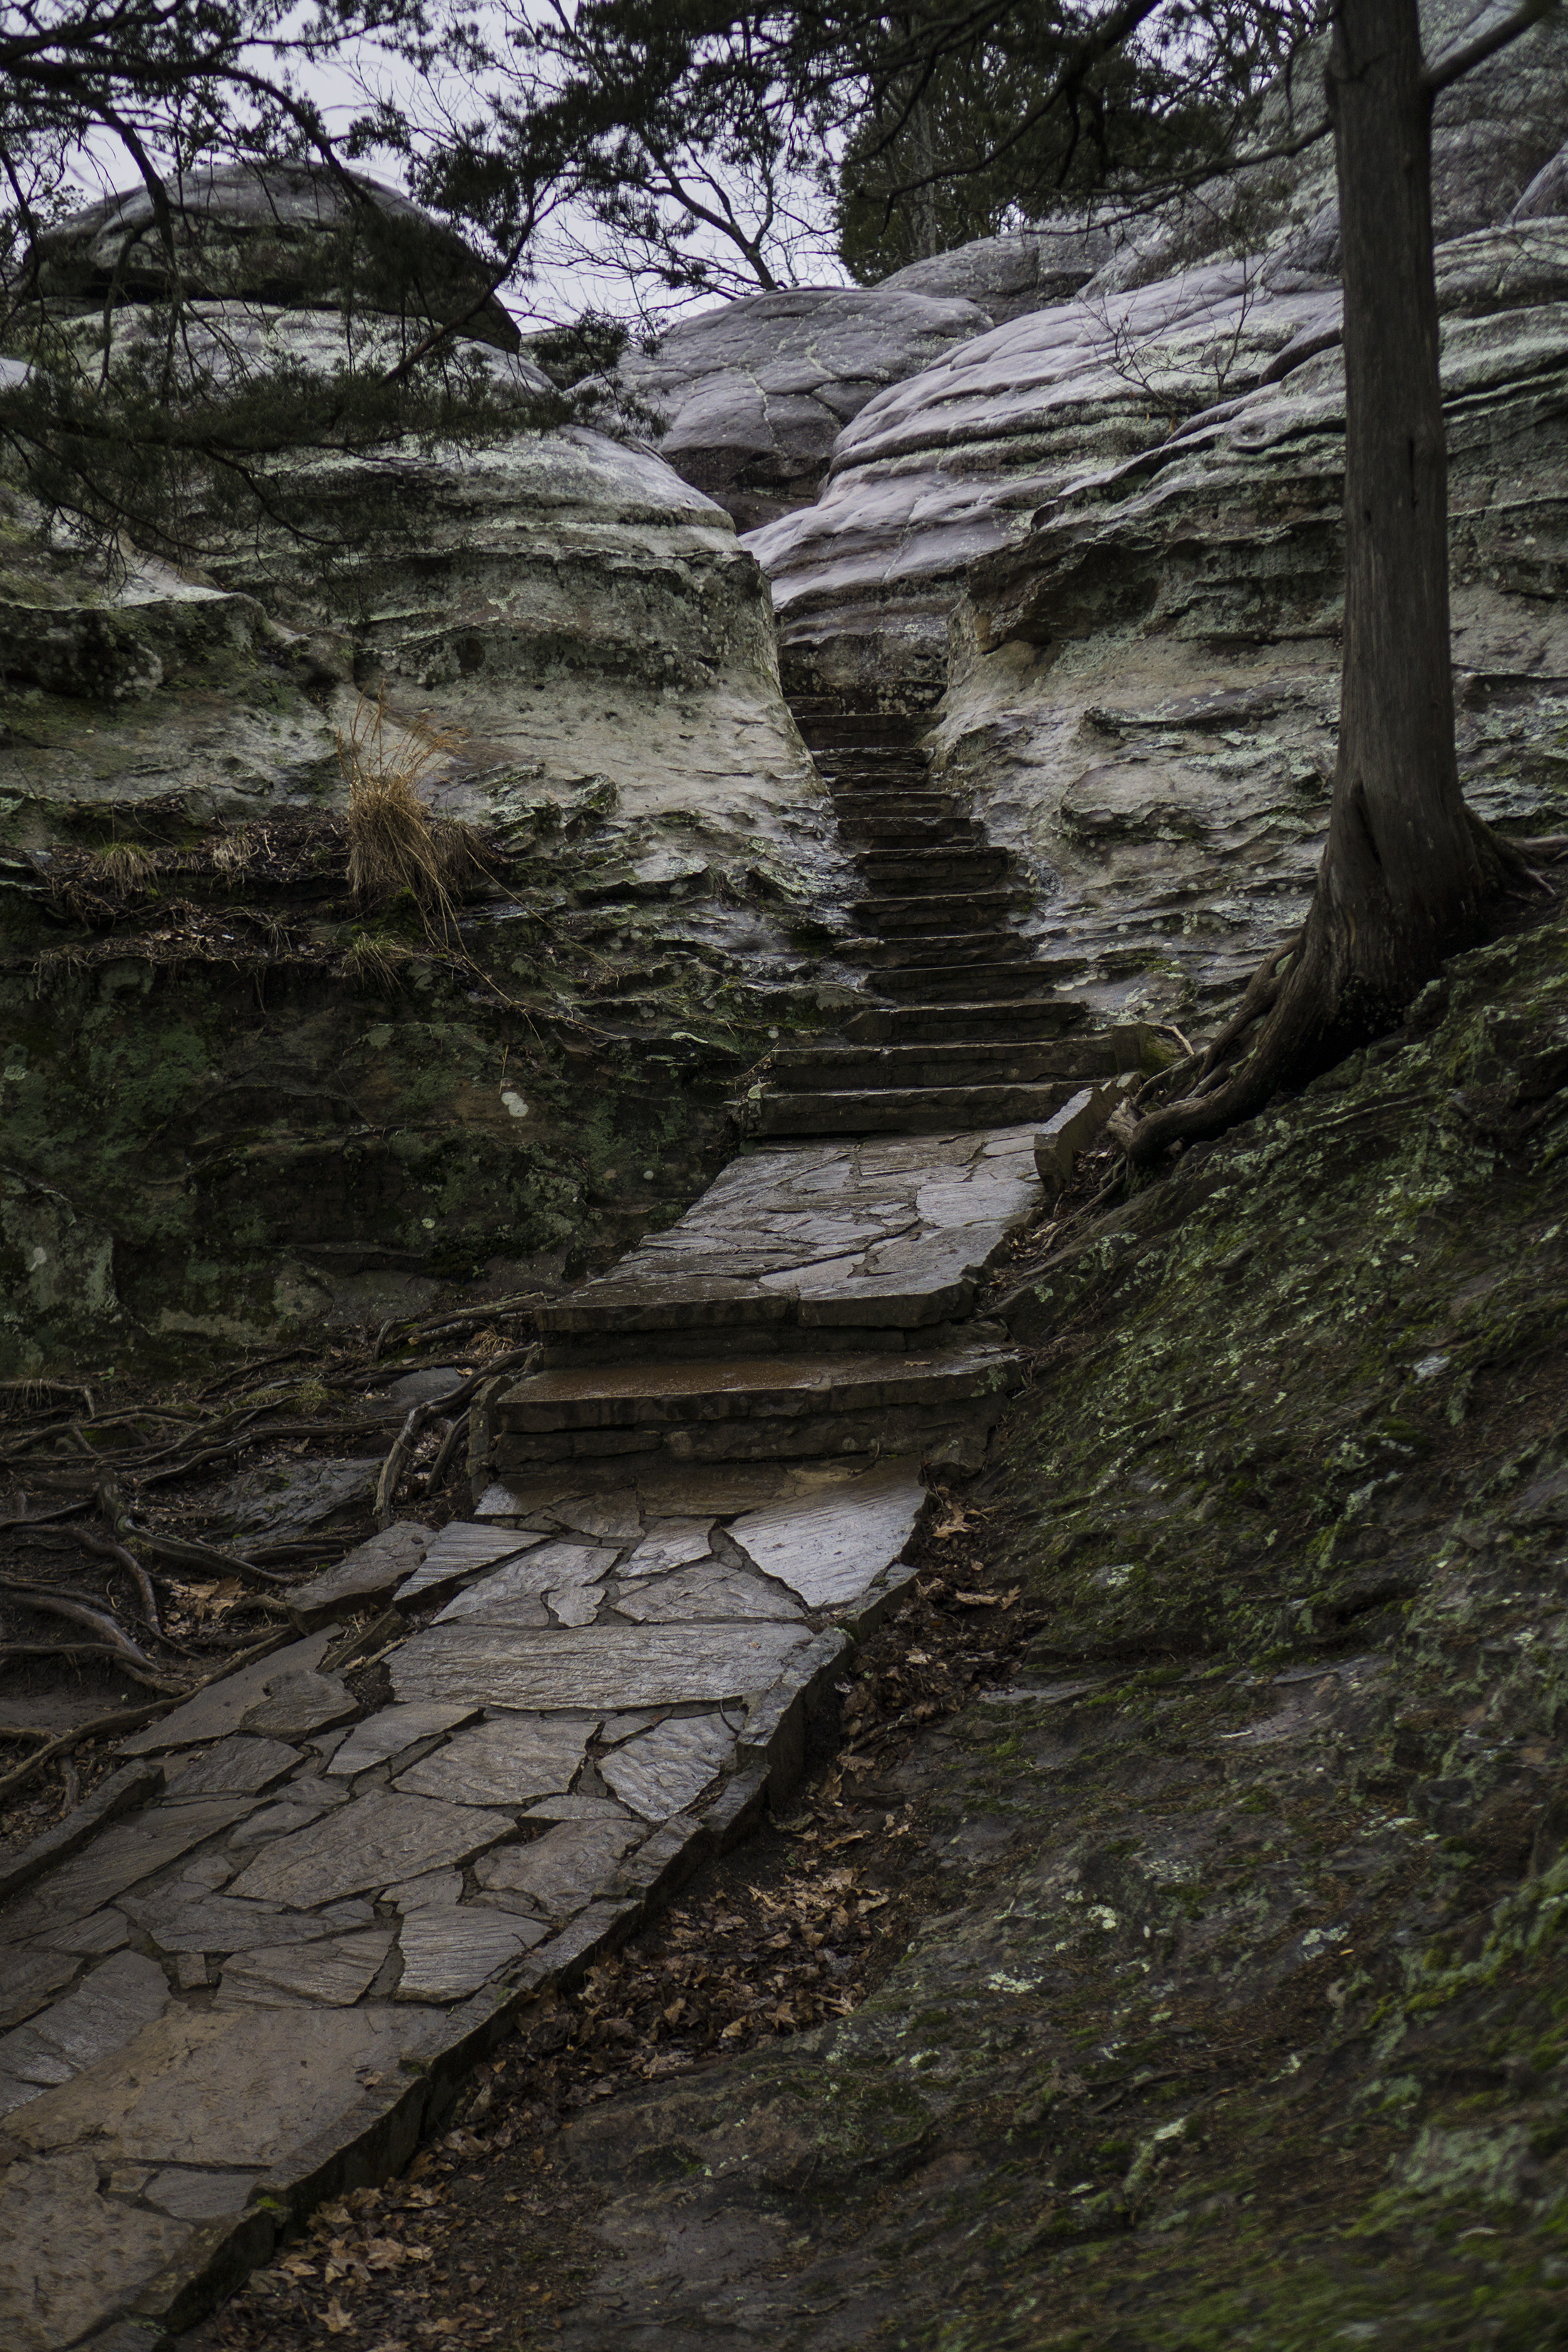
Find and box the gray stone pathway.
[0,711,1144,2348]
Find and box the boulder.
[875,221,1118,321]
[31,161,521,354]
[621,285,994,529]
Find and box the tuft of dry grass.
[336,693,485,937]
[344,932,413,994]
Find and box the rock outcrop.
[751,0,1568,710]
[0,186,852,1375]
[619,285,996,530]
[926,222,1568,1026]
[743,3,1568,1024]
[875,220,1116,320]
[31,160,523,354]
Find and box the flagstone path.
[0,706,1149,2349]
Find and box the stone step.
[867,963,1061,999]
[492,1397,997,1470]
[830,793,969,824]
[815,740,929,764]
[794,713,930,750]
[854,891,1024,935]
[762,1038,1133,1093]
[835,814,982,847]
[845,933,1031,971]
[745,1081,1095,1136]
[493,1343,1023,1454]
[537,1313,994,1368]
[841,997,1091,1042]
[853,848,1009,889]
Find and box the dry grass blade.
[336,692,485,940]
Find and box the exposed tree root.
[1120,819,1557,1168]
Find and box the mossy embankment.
[513,910,1568,2351]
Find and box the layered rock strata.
[751,0,1568,705]
[748,212,1568,1021]
[619,285,998,530]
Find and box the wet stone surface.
[0,1120,1048,2346]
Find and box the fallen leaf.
[321,2297,354,2335]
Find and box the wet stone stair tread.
[0,694,1145,2352]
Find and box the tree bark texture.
[1125,0,1526,1165]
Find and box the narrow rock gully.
[0,698,1150,2352]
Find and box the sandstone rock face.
[621,286,995,529]
[750,259,1343,703]
[33,161,522,352]
[929,224,1568,1025]
[875,221,1117,320]
[750,0,1568,707]
[0,279,850,1371]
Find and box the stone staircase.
[742,702,1136,1138]
[485,698,1150,1487]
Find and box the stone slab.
[388,1868,463,1912]
[217,1455,382,1540]
[391,1621,811,1711]
[429,1541,616,1625]
[475,1819,641,1921]
[599,1715,737,1821]
[395,1909,550,2002]
[238,1667,356,1740]
[0,1763,165,1908]
[119,1636,335,1755]
[393,1716,595,1808]
[326,1702,478,1775]
[600,1710,664,1743]
[227,1788,513,1908]
[118,1892,372,1954]
[290,1521,430,1625]
[162,1738,301,1800]
[522,1794,635,1823]
[612,1563,803,1622]
[31,1909,130,1959]
[0,1952,171,2116]
[218,1929,396,2008]
[728,1465,926,1608]
[617,1524,716,1578]
[5,2002,430,2167]
[1,1799,260,1944]
[0,2145,190,2352]
[0,1949,79,2036]
[143,2165,259,2219]
[396,1523,549,1604]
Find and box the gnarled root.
[1120,810,1559,1170]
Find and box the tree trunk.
[1124,0,1529,1165]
